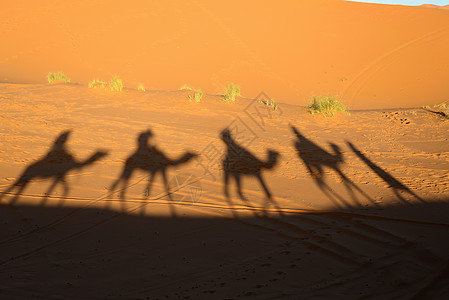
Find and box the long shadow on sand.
[220,128,282,216]
[0,200,448,299]
[347,141,425,204]
[108,129,197,216]
[0,130,107,206]
[290,125,376,209]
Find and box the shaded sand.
[0,83,448,298]
[1,0,449,109]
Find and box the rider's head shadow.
[290,125,376,209]
[109,129,197,217]
[0,130,107,206]
[53,130,71,148]
[220,128,282,216]
[137,130,153,147]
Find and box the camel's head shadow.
[85,151,109,165]
[176,151,198,165]
[266,149,280,170]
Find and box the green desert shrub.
[260,98,279,111]
[188,89,203,103]
[181,84,202,102]
[223,83,240,103]
[109,76,123,92]
[307,95,347,117]
[434,102,449,119]
[47,72,70,83]
[88,76,123,91]
[88,78,108,89]
[137,83,146,92]
[434,103,447,109]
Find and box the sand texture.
[1,0,449,108]
[0,83,448,299]
[1,1,449,299]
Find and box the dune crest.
[0,0,448,108]
[420,4,449,9]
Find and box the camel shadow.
[290,126,376,209]
[0,130,107,206]
[109,129,197,216]
[220,128,282,216]
[347,141,425,205]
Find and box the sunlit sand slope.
[1,0,449,108]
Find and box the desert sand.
[1,0,449,109]
[1,1,449,299]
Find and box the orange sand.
[1,1,449,299]
[0,83,448,298]
[1,0,449,109]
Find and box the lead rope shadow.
[347,141,426,205]
[290,126,377,209]
[108,129,197,217]
[221,128,283,217]
[0,130,107,206]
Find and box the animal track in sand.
[383,112,411,125]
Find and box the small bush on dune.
[47,72,70,83]
[138,83,146,92]
[180,84,193,91]
[260,98,279,111]
[180,84,203,102]
[188,89,203,103]
[433,103,447,108]
[223,83,240,103]
[88,76,123,92]
[431,102,449,119]
[88,78,108,89]
[307,95,348,117]
[109,76,123,92]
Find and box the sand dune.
[1,0,449,109]
[1,1,449,298]
[421,4,449,9]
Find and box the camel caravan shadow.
[290,125,375,209]
[0,126,427,216]
[290,125,425,209]
[108,129,197,216]
[220,128,282,216]
[0,130,107,206]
